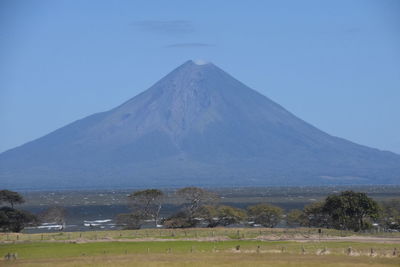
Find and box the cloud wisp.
[133,20,195,35]
[165,42,215,48]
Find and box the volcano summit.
[1,60,399,189]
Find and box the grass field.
[2,227,400,242]
[1,228,400,266]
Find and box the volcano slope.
[1,60,399,189]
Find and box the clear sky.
[1,0,399,154]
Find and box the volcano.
[1,60,399,189]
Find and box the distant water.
[26,219,117,233]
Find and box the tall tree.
[176,187,218,222]
[0,190,25,208]
[163,187,218,228]
[379,198,400,230]
[0,190,37,232]
[323,191,380,231]
[128,189,164,227]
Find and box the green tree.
[302,201,330,228]
[0,207,38,232]
[323,191,380,231]
[0,190,37,232]
[163,187,218,228]
[247,203,283,228]
[286,209,305,227]
[176,187,218,225]
[379,199,400,230]
[0,190,25,208]
[128,189,164,227]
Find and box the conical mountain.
[1,60,399,189]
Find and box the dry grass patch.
[2,253,399,267]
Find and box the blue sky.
[1,0,399,154]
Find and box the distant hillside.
[1,60,399,189]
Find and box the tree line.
[117,187,400,232]
[1,188,399,233]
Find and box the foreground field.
[1,241,400,266]
[1,250,400,266]
[1,229,400,266]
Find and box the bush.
[198,205,246,227]
[0,207,38,232]
[247,203,283,228]
[116,212,142,229]
[163,211,197,228]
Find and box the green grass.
[1,228,400,266]
[1,240,399,259]
[0,240,399,266]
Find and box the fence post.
[347,247,352,255]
